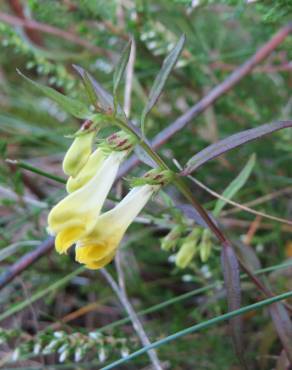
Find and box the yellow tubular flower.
[62,131,95,177]
[48,151,126,254]
[66,148,106,193]
[75,184,158,269]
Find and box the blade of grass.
[0,266,85,322]
[97,259,292,332]
[100,290,292,370]
[6,159,66,184]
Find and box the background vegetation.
[0,1,291,369]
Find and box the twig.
[189,176,292,226]
[0,11,110,56]
[7,159,47,199]
[244,215,262,245]
[0,185,47,209]
[8,0,43,46]
[221,218,292,233]
[210,61,292,73]
[221,187,292,217]
[0,237,54,290]
[119,23,292,177]
[100,266,163,370]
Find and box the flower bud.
[143,168,174,186]
[175,229,200,269]
[161,225,183,251]
[106,131,137,151]
[62,130,95,177]
[66,148,106,193]
[199,230,212,262]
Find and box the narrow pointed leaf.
[182,120,292,175]
[82,71,99,106]
[134,146,157,168]
[269,303,292,363]
[113,40,132,95]
[17,70,90,119]
[213,154,256,216]
[141,34,186,132]
[73,64,127,119]
[232,239,261,271]
[176,203,218,229]
[221,245,247,370]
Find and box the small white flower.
[182,274,194,283]
[54,331,65,339]
[58,343,69,354]
[168,254,176,263]
[121,347,129,358]
[33,343,42,355]
[74,347,83,362]
[12,348,20,362]
[98,347,107,363]
[59,350,69,363]
[89,331,102,340]
[201,264,212,279]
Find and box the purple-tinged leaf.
[232,239,261,271]
[182,120,292,175]
[276,350,289,370]
[269,303,292,363]
[176,203,218,229]
[113,40,132,95]
[221,245,248,370]
[141,34,186,133]
[73,64,127,119]
[134,146,157,168]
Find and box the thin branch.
[221,218,292,233]
[221,187,292,217]
[119,23,292,177]
[0,11,110,56]
[0,185,47,209]
[210,61,292,73]
[100,266,163,370]
[189,176,292,226]
[0,237,55,290]
[8,0,43,46]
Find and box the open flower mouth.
[55,226,87,254]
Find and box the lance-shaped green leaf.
[17,70,90,119]
[141,34,186,133]
[221,245,248,370]
[113,40,132,96]
[73,64,127,119]
[213,154,256,216]
[182,120,292,175]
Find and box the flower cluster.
[161,224,213,269]
[47,128,159,269]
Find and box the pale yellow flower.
[62,131,95,177]
[175,229,200,269]
[75,185,158,269]
[48,151,125,254]
[66,148,106,193]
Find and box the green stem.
[101,289,292,370]
[111,116,229,244]
[6,159,66,184]
[97,259,292,333]
[110,115,283,301]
